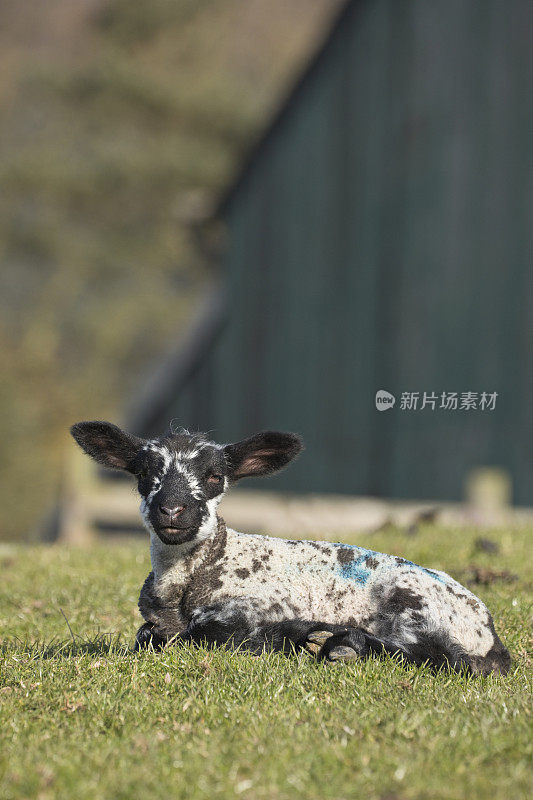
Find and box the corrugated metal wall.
[163,0,533,503]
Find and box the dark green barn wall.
[163,0,533,503]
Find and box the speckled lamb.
[71,421,511,675]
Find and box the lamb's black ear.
[224,431,303,482]
[70,421,145,472]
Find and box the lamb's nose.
[159,504,185,518]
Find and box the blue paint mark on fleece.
[331,542,448,585]
[331,543,378,586]
[339,555,372,585]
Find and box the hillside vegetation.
[0,524,531,799]
[0,0,341,539]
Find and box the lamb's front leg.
[135,597,309,654]
[185,603,368,656]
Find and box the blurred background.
[1,0,532,542]
[0,0,341,540]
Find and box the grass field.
[0,524,531,800]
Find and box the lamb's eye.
[207,473,222,484]
[138,467,149,480]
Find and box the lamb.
[70,421,511,675]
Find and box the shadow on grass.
[0,633,133,660]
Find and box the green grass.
[0,525,531,800]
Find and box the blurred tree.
[0,0,342,539]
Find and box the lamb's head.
[70,421,303,546]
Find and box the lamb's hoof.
[304,630,334,656]
[305,627,367,662]
[327,645,359,662]
[134,622,167,652]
